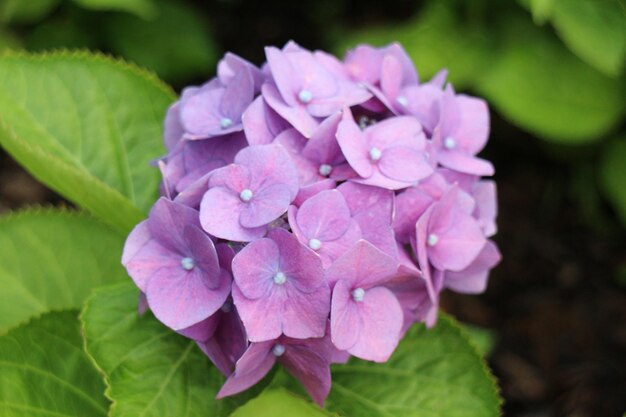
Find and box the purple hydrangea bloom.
[122,40,501,406]
[122,198,231,330]
[326,240,403,362]
[231,228,330,341]
[337,109,433,190]
[199,144,299,241]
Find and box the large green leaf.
[600,136,626,227]
[0,311,109,417]
[477,15,624,143]
[0,0,59,24]
[103,0,217,83]
[324,315,501,417]
[71,0,157,19]
[0,51,175,232]
[0,208,127,334]
[228,389,331,417]
[81,282,265,417]
[334,2,491,89]
[536,0,626,77]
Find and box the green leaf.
[600,136,626,226]
[0,51,175,232]
[325,315,501,417]
[0,311,109,417]
[477,15,624,143]
[228,389,331,417]
[549,0,626,77]
[334,2,491,89]
[103,0,217,83]
[0,208,127,334]
[81,281,265,417]
[461,323,496,356]
[71,0,157,19]
[0,0,59,24]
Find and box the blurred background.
[0,0,624,415]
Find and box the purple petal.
[437,151,495,176]
[325,240,398,288]
[294,190,352,242]
[280,339,332,407]
[235,144,299,199]
[232,284,284,342]
[231,237,279,299]
[378,146,433,183]
[220,66,254,121]
[262,83,320,138]
[445,240,501,293]
[336,111,373,178]
[148,198,201,253]
[242,95,289,145]
[240,184,292,228]
[178,315,219,342]
[217,342,276,399]
[163,102,184,151]
[330,279,361,351]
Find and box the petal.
[295,190,351,242]
[336,111,373,178]
[232,237,279,299]
[200,186,266,242]
[325,240,397,288]
[337,181,394,223]
[282,287,329,339]
[262,83,319,138]
[330,279,361,351]
[179,86,223,137]
[293,178,336,206]
[198,306,248,376]
[163,102,184,152]
[265,46,298,106]
[280,340,332,407]
[316,220,361,268]
[454,95,490,154]
[445,240,501,293]
[220,65,254,121]
[242,95,289,146]
[216,342,276,399]
[348,286,403,362]
[380,54,403,100]
[147,268,231,330]
[367,116,424,150]
[301,111,343,165]
[208,164,251,192]
[235,143,299,199]
[232,284,285,342]
[378,146,433,183]
[148,198,200,253]
[240,184,292,228]
[178,315,219,342]
[437,151,495,176]
[124,237,180,293]
[393,187,435,244]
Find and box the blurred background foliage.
[0,0,624,415]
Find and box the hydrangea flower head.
[122,42,501,406]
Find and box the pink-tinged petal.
[262,83,319,138]
[338,181,394,223]
[282,286,329,339]
[445,240,501,294]
[178,315,219,341]
[148,198,200,253]
[273,128,306,155]
[184,225,221,288]
[173,171,211,209]
[163,102,184,151]
[231,237,279,299]
[414,205,438,306]
[242,96,289,145]
[393,187,436,244]
[316,220,362,268]
[220,65,254,121]
[367,116,424,150]
[180,86,224,137]
[269,228,326,294]
[208,164,251,192]
[348,286,403,362]
[336,111,373,178]
[454,95,489,154]
[325,240,398,288]
[293,178,336,206]
[138,291,149,315]
[235,144,299,199]
[240,184,292,228]
[437,151,495,176]
[380,54,403,100]
[401,84,443,134]
[232,284,285,342]
[265,46,298,106]
[344,44,384,85]
[330,279,361,351]
[216,342,276,399]
[331,347,351,364]
[147,268,231,330]
[280,340,332,407]
[124,240,180,293]
[218,52,265,93]
[199,186,266,242]
[198,305,248,376]
[473,180,498,237]
[428,68,448,88]
[428,189,487,272]
[386,43,418,85]
[295,190,351,241]
[302,112,343,164]
[359,219,398,259]
[215,243,236,274]
[122,221,151,279]
[378,146,433,183]
[354,171,414,191]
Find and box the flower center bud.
[239,189,253,202]
[272,343,286,357]
[396,96,408,106]
[273,271,286,285]
[427,233,439,246]
[351,287,365,302]
[369,147,382,162]
[220,117,233,129]
[308,238,322,251]
[318,164,332,177]
[443,137,456,149]
[298,89,312,103]
[181,257,195,271]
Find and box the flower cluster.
[122,42,501,406]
